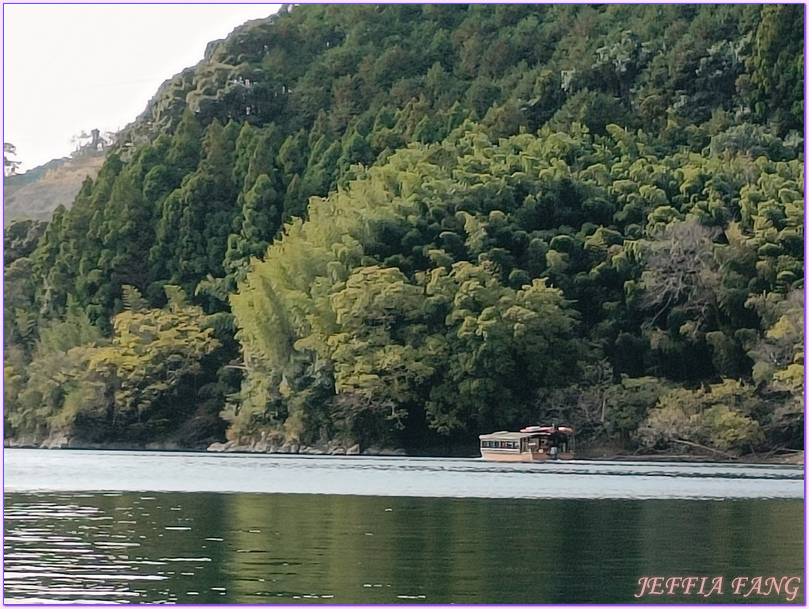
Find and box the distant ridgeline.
[3,4,803,457]
[3,153,106,227]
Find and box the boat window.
[481,439,523,449]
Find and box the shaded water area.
[4,450,804,604]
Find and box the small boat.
[479,425,575,462]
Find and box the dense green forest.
[4,4,804,457]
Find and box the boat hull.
[480,450,574,462]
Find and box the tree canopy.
[4,4,803,456]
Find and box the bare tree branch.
[640,220,721,330]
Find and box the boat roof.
[479,428,574,440]
[479,431,530,440]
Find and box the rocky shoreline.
[4,434,802,464]
[3,433,408,457]
[205,438,407,457]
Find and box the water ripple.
[4,486,803,605]
[4,450,803,499]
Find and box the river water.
[3,449,804,604]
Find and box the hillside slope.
[4,153,106,226]
[3,4,803,456]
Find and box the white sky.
[3,3,281,172]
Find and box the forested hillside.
[4,4,803,457]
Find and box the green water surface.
[4,493,803,604]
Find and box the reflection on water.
[4,492,804,604]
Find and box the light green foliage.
[228,166,404,441]
[230,129,586,444]
[225,116,804,450]
[3,296,106,442]
[89,286,220,417]
[605,375,671,438]
[5,346,101,441]
[638,380,763,454]
[422,263,579,434]
[4,286,221,444]
[744,290,804,441]
[36,299,104,355]
[329,265,434,434]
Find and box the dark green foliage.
[5,4,803,454]
[744,4,804,134]
[230,122,802,453]
[4,218,46,265]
